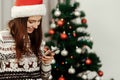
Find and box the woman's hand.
[41,50,55,65]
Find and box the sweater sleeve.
[39,40,52,80]
[40,62,52,80]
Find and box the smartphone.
[41,49,58,56]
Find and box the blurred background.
[0,0,120,79]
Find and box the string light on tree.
[73,31,76,37]
[69,26,72,29]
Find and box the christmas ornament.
[85,58,92,65]
[58,75,65,80]
[74,10,80,16]
[61,48,68,56]
[81,18,87,24]
[68,66,75,74]
[50,22,56,28]
[57,19,64,26]
[76,46,82,54]
[60,32,67,40]
[48,29,55,35]
[97,70,103,77]
[54,8,61,17]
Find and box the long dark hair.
[8,17,42,60]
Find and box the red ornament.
[85,58,92,65]
[57,19,64,26]
[58,75,65,80]
[60,33,67,39]
[81,18,87,24]
[98,70,103,77]
[49,29,55,35]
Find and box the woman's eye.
[29,21,34,23]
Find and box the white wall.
[76,0,120,80]
[0,0,14,29]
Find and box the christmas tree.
[44,0,103,80]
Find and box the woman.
[0,0,54,80]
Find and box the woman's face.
[27,15,42,33]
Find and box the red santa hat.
[11,0,46,18]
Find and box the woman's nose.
[33,22,39,29]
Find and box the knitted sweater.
[0,30,51,80]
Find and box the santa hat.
[11,0,46,18]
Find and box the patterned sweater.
[0,30,51,80]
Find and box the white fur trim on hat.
[11,4,46,18]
